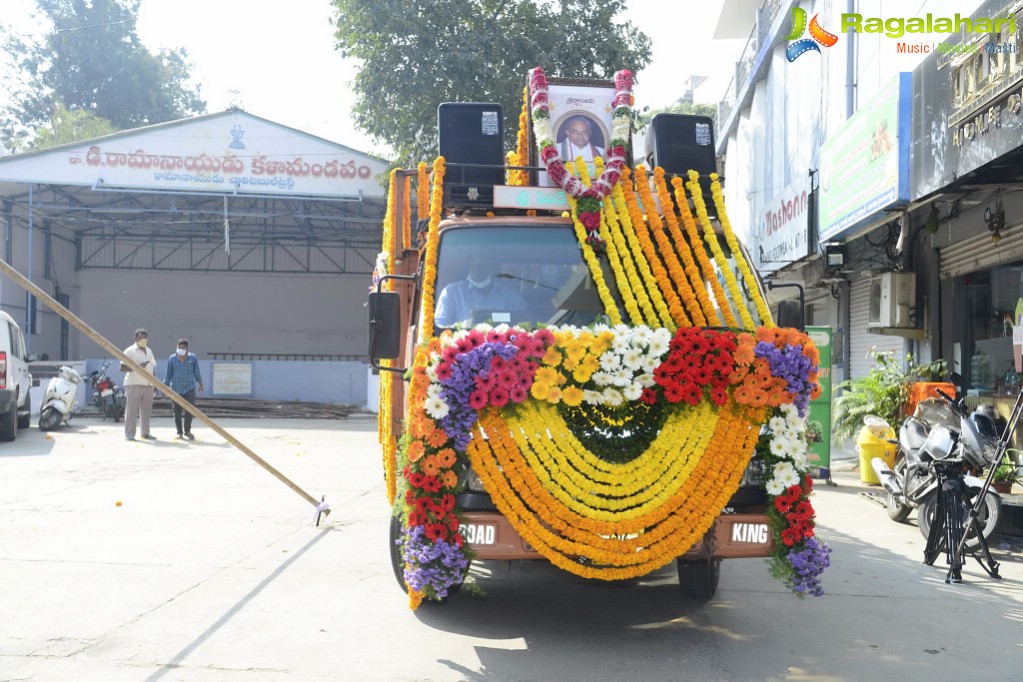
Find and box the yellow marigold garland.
[565,161,622,325]
[687,170,755,329]
[617,168,685,327]
[710,173,774,326]
[467,402,765,578]
[506,86,531,187]
[608,176,674,328]
[420,157,446,337]
[402,172,412,251]
[671,175,732,327]
[416,162,429,234]
[632,166,696,327]
[653,168,716,326]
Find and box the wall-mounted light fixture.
[984,199,1005,244]
[824,243,846,268]
[925,204,940,234]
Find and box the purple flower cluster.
[438,341,518,451]
[401,526,469,599]
[787,537,832,596]
[755,341,814,416]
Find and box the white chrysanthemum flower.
[599,351,621,372]
[632,326,652,346]
[765,478,787,496]
[622,349,644,371]
[641,356,660,373]
[592,323,611,335]
[612,368,633,387]
[769,416,787,433]
[773,462,801,487]
[637,372,656,388]
[424,396,450,420]
[791,451,810,471]
[623,383,643,401]
[426,383,443,400]
[602,388,624,406]
[583,389,605,405]
[591,371,613,386]
[769,437,791,458]
[425,365,438,382]
[780,403,799,422]
[647,335,669,357]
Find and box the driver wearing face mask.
[434,255,527,328]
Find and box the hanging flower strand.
[529,67,632,249]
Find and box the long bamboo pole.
[0,257,329,518]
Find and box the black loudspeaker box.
[645,113,718,214]
[438,103,505,206]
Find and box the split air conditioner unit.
[868,272,915,328]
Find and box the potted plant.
[990,450,1021,494]
[832,351,909,444]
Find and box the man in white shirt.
[435,256,527,328]
[559,116,603,163]
[121,328,157,441]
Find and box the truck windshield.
[434,225,604,329]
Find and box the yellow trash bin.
[857,416,897,485]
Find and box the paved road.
[2,416,1022,681]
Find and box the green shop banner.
[806,327,833,472]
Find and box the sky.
[2,0,744,158]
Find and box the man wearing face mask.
[164,338,204,440]
[120,328,157,441]
[434,255,527,328]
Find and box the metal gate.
[849,275,905,379]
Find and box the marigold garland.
[710,173,774,326]
[402,173,412,251]
[653,167,717,325]
[565,163,622,325]
[420,157,446,336]
[617,169,686,326]
[672,176,729,327]
[633,165,702,327]
[687,170,754,329]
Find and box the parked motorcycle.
[872,376,1001,549]
[87,360,126,422]
[38,366,82,431]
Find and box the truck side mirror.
[368,292,402,360]
[776,299,805,331]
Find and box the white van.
[0,311,33,441]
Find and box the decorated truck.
[369,67,829,609]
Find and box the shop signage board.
[806,326,833,476]
[756,176,811,273]
[818,72,912,242]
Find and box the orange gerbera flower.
[427,428,449,448]
[440,470,458,489]
[407,440,426,463]
[421,454,441,477]
[435,447,457,468]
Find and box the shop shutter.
[849,276,905,379]
[940,221,1023,279]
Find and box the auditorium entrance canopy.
[0,110,389,274]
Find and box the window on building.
[952,264,1023,394]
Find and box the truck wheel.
[38,406,62,431]
[677,558,721,600]
[0,400,17,442]
[389,514,409,593]
[17,392,30,429]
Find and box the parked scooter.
[87,360,126,422]
[38,366,82,431]
[871,376,1001,548]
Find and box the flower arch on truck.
[377,67,830,609]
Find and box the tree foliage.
[330,0,652,164]
[638,101,719,132]
[1,0,205,152]
[32,102,117,150]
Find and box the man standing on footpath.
[121,328,157,442]
[164,338,203,440]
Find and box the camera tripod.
[923,385,1023,583]
[922,461,1000,583]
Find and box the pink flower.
[490,388,510,408]
[510,386,527,403]
[468,390,488,411]
[434,362,453,381]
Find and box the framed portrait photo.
[528,76,631,187]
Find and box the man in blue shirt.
[164,338,204,440]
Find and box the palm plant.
[832,351,909,444]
